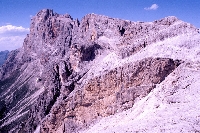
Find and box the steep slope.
[40,58,180,133]
[81,62,200,133]
[0,9,199,133]
[80,31,200,132]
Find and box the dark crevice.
[45,65,61,116]
[76,19,80,27]
[82,103,92,107]
[68,82,75,92]
[118,26,125,36]
[80,43,102,61]
[68,37,72,47]
[0,100,7,122]
[65,62,72,77]
[61,62,72,81]
[157,59,181,82]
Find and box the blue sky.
[0,0,200,51]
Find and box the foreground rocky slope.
[81,62,200,133]
[0,9,200,132]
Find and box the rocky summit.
[0,9,200,133]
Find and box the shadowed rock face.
[0,50,9,67]
[0,9,198,133]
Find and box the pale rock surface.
[0,9,200,133]
[81,62,200,133]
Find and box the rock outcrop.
[0,9,199,133]
[41,58,180,133]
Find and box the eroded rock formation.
[41,58,180,133]
[0,9,198,133]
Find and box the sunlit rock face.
[0,9,200,133]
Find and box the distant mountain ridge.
[0,50,9,66]
[0,9,200,133]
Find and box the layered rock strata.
[41,58,180,133]
[0,9,198,133]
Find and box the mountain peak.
[36,9,54,18]
[1,9,200,133]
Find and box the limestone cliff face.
[0,9,198,133]
[41,58,180,133]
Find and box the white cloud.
[144,4,159,10]
[0,25,29,51]
[0,25,29,34]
